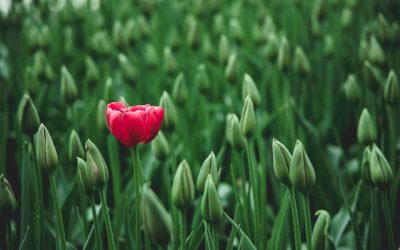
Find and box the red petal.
[108,111,132,146]
[124,111,146,146]
[144,107,164,143]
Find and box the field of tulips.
[1,0,400,249]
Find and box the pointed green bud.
[277,36,290,71]
[172,159,195,209]
[340,8,353,28]
[142,186,172,246]
[85,56,100,84]
[323,35,334,57]
[91,31,112,56]
[197,152,219,192]
[113,21,128,48]
[36,124,59,174]
[125,18,140,42]
[272,139,292,185]
[213,14,225,36]
[343,74,361,103]
[137,15,151,39]
[201,175,223,224]
[361,146,373,186]
[0,174,17,214]
[118,53,138,84]
[289,140,316,192]
[225,113,235,144]
[240,96,256,138]
[367,36,385,64]
[312,210,333,250]
[167,28,180,50]
[151,131,170,160]
[163,47,178,75]
[85,139,109,189]
[202,34,215,61]
[363,61,383,91]
[186,16,199,49]
[25,66,39,97]
[61,66,78,104]
[68,130,84,163]
[227,114,246,150]
[76,157,94,195]
[172,73,188,105]
[159,91,178,130]
[195,64,211,93]
[218,35,230,65]
[384,70,399,105]
[17,94,40,136]
[376,14,391,42]
[145,44,159,68]
[293,46,310,75]
[242,74,261,106]
[104,78,115,103]
[229,18,244,43]
[97,100,107,133]
[369,144,393,188]
[33,51,53,81]
[262,33,279,59]
[357,108,377,145]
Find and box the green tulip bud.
[369,144,393,188]
[85,56,100,85]
[363,61,383,91]
[145,44,159,68]
[357,108,377,145]
[125,18,140,43]
[242,74,261,107]
[195,64,211,93]
[213,14,225,36]
[17,94,40,136]
[104,78,115,103]
[68,130,84,163]
[367,36,385,64]
[376,14,391,42]
[197,152,219,192]
[202,34,215,61]
[186,16,199,49]
[384,70,399,105]
[201,175,223,224]
[61,66,78,104]
[229,18,244,43]
[118,53,138,84]
[240,96,256,138]
[85,139,109,189]
[91,31,112,56]
[159,91,178,130]
[272,139,292,185]
[293,46,310,75]
[289,140,316,192]
[261,33,279,59]
[340,8,353,28]
[225,53,240,83]
[219,35,230,65]
[25,66,39,97]
[172,159,195,209]
[33,51,53,81]
[343,74,361,103]
[167,28,180,50]
[137,15,151,39]
[36,124,59,174]
[142,186,172,246]
[361,146,373,186]
[76,157,94,195]
[225,113,235,144]
[163,47,178,75]
[312,210,333,250]
[97,100,107,133]
[0,174,17,213]
[172,73,188,105]
[277,36,290,71]
[227,114,246,150]
[151,131,170,160]
[323,35,334,57]
[113,21,128,48]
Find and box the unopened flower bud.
[172,159,195,209]
[277,36,290,71]
[197,152,218,192]
[227,114,246,150]
[0,175,17,214]
[367,36,385,64]
[113,21,128,48]
[61,66,78,104]
[85,56,100,85]
[91,31,112,56]
[17,94,40,136]
[384,70,399,105]
[340,8,353,28]
[343,74,361,103]
[104,78,115,103]
[357,108,377,145]
[68,130,84,163]
[218,35,230,65]
[369,144,393,188]
[85,139,109,188]
[323,35,334,57]
[195,64,211,93]
[159,91,178,130]
[201,175,223,224]
[145,44,159,68]
[293,46,310,75]
[225,53,239,83]
[312,210,333,250]
[36,124,59,174]
[142,186,172,246]
[229,18,244,43]
[363,61,383,91]
[118,53,138,84]
[272,139,292,185]
[97,100,107,133]
[163,47,178,75]
[289,140,316,192]
[172,73,188,105]
[186,17,199,49]
[76,157,94,195]
[25,67,39,97]
[240,96,256,138]
[361,146,373,186]
[151,131,170,160]
[242,74,261,106]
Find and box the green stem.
[303,194,312,250]
[382,191,395,250]
[167,133,179,250]
[107,135,122,207]
[99,189,116,250]
[31,140,44,250]
[132,147,143,250]
[49,174,66,250]
[180,209,187,250]
[289,187,302,250]
[90,197,102,250]
[370,189,377,250]
[7,220,12,250]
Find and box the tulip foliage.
[1,0,400,250]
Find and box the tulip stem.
[382,191,395,250]
[303,194,312,250]
[212,226,219,250]
[99,189,116,250]
[132,147,143,250]
[31,140,44,250]
[49,174,66,250]
[180,209,187,250]
[90,197,102,250]
[7,220,12,250]
[370,189,378,250]
[289,187,302,250]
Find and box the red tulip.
[106,102,164,147]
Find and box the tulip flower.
[106,102,164,147]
